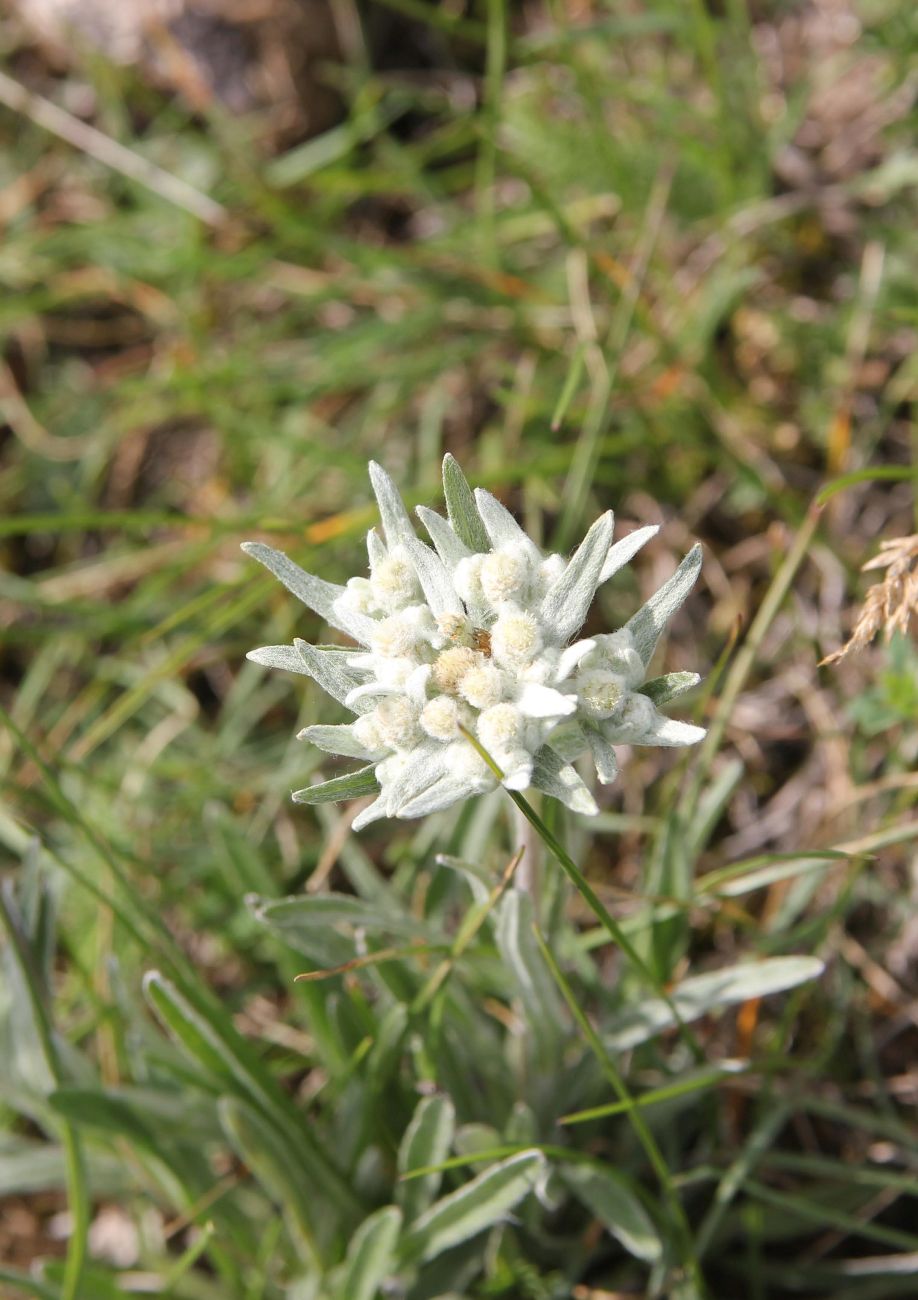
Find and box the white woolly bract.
[244,457,705,824]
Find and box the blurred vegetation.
[0,1,916,1297]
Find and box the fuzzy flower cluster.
[245,457,705,828]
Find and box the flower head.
[245,457,705,828]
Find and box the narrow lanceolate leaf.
[369,460,415,546]
[442,453,490,553]
[639,672,702,706]
[416,505,473,572]
[219,1096,322,1264]
[397,775,469,819]
[625,543,703,668]
[294,639,370,708]
[352,795,388,830]
[532,746,598,815]
[540,511,615,643]
[516,682,576,719]
[366,527,387,570]
[241,542,344,623]
[586,729,618,784]
[474,487,540,557]
[399,1151,544,1264]
[292,765,380,805]
[335,1205,402,1300]
[297,723,377,759]
[634,713,707,748]
[405,537,463,617]
[383,742,449,815]
[599,524,659,584]
[562,1164,662,1263]
[604,956,825,1051]
[495,891,564,1048]
[252,893,428,939]
[142,972,360,1217]
[397,1095,456,1221]
[247,644,316,676]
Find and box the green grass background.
[1,1,917,1296]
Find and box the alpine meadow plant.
[245,456,705,827]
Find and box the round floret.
[375,697,422,749]
[603,691,656,741]
[453,554,485,608]
[420,695,461,741]
[584,630,644,688]
[432,645,481,694]
[538,553,565,591]
[371,614,419,659]
[458,662,505,710]
[480,545,530,606]
[477,702,525,753]
[575,670,627,720]
[491,610,543,667]
[372,551,420,611]
[337,576,374,614]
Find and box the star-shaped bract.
[246,457,704,828]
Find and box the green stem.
[534,927,706,1296]
[460,725,702,1060]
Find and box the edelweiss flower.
[245,457,705,828]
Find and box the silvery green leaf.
[383,742,449,815]
[253,893,424,938]
[416,505,473,572]
[598,524,659,584]
[586,729,618,784]
[327,601,377,648]
[532,746,598,815]
[397,775,469,818]
[474,487,540,558]
[366,528,387,569]
[539,511,615,643]
[247,645,315,675]
[297,724,378,759]
[442,453,490,553]
[516,683,576,719]
[495,891,564,1046]
[604,956,825,1051]
[404,538,463,618]
[397,1095,456,1222]
[334,1205,402,1300]
[632,713,706,748]
[399,1150,544,1264]
[292,765,380,805]
[352,796,388,831]
[639,672,701,706]
[625,543,703,668]
[391,773,462,820]
[369,460,415,546]
[294,639,371,708]
[241,541,344,623]
[561,1164,662,1263]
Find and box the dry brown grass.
[821,533,918,664]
